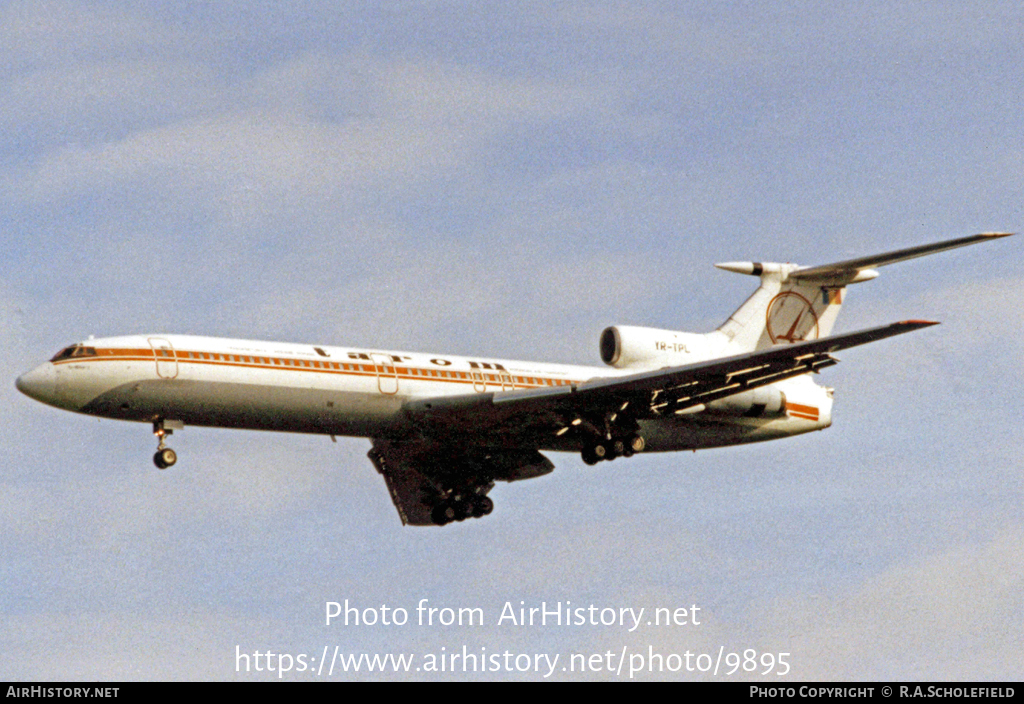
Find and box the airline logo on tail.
[766,291,819,344]
[764,287,845,344]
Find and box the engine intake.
[599,325,711,369]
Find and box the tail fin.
[713,232,1012,352]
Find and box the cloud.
[757,525,1024,679]
[5,53,611,203]
[0,1,180,71]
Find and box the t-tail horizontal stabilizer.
[788,231,1014,282]
[715,232,1014,285]
[713,232,1013,352]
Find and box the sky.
[2,1,1022,682]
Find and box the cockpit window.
[50,346,77,361]
[50,345,97,361]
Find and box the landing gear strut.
[571,403,646,466]
[152,419,179,469]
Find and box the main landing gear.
[571,404,646,466]
[581,434,646,465]
[152,419,179,469]
[431,490,494,526]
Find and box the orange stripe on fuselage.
[50,347,577,390]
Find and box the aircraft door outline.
[148,338,179,379]
[371,353,399,395]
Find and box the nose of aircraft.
[16,363,56,404]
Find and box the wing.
[404,319,937,437]
[373,319,935,526]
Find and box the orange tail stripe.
[786,402,819,420]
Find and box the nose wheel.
[152,419,180,469]
[154,447,177,469]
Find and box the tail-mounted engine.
[599,325,712,369]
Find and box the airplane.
[16,232,1012,526]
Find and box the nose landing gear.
[152,419,182,469]
[154,447,177,469]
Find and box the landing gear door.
[148,338,179,379]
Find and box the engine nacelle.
[599,325,713,369]
[705,387,787,417]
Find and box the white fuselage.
[17,333,833,453]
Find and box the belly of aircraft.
[80,379,407,436]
